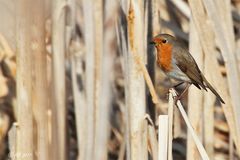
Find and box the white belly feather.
[164,62,191,82]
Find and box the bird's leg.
[173,82,184,88]
[174,83,191,104]
[171,82,184,98]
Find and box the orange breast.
[156,44,173,71]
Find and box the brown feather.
[201,74,225,103]
[172,44,207,90]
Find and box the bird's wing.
[173,46,207,90]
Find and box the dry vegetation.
[0,0,240,160]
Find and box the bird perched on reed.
[150,33,225,104]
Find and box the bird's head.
[150,34,176,48]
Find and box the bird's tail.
[201,74,225,104]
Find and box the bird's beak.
[149,40,155,45]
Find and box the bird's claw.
[173,96,180,105]
[169,88,180,105]
[169,88,179,96]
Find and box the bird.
[150,33,225,104]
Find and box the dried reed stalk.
[147,121,158,160]
[94,0,119,159]
[93,0,104,159]
[68,1,86,160]
[173,107,182,139]
[117,14,131,160]
[0,34,15,58]
[31,0,49,159]
[118,138,126,160]
[83,0,95,159]
[158,115,168,160]
[169,89,210,160]
[201,0,240,152]
[124,0,147,159]
[65,0,75,48]
[51,0,67,159]
[203,36,215,160]
[152,0,161,36]
[142,118,148,160]
[199,10,215,157]
[167,93,174,160]
[187,18,203,160]
[203,93,214,159]
[8,123,17,158]
[134,55,159,104]
[16,0,34,159]
[188,0,240,154]
[71,52,87,160]
[170,0,190,18]
[236,4,240,71]
[229,133,234,160]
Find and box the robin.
[150,33,225,104]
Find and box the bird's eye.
[162,39,167,43]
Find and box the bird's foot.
[171,88,179,97]
[173,96,180,105]
[169,88,180,105]
[173,82,184,88]
[173,83,191,105]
